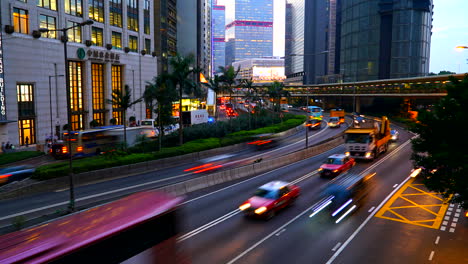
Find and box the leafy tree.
[438,70,456,75]
[218,65,240,105]
[265,81,290,112]
[169,53,199,145]
[106,84,141,150]
[410,75,468,209]
[207,75,224,118]
[143,73,178,150]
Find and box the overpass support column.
[355,97,361,113]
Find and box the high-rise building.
[284,0,339,85]
[177,0,212,77]
[154,0,177,73]
[0,0,158,147]
[212,1,225,75]
[225,0,274,65]
[340,0,433,81]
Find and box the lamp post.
[289,51,328,149]
[40,19,94,212]
[48,74,64,140]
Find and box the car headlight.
[239,203,251,211]
[345,152,350,156]
[255,206,267,214]
[365,152,372,158]
[333,169,339,173]
[318,168,323,171]
[392,135,397,140]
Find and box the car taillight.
[77,146,83,152]
[62,146,68,154]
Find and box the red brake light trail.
[184,163,214,172]
[0,174,12,179]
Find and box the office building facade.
[225,0,273,65]
[154,0,177,73]
[340,0,433,81]
[212,2,225,75]
[0,0,157,147]
[232,57,285,83]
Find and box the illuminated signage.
[86,49,121,63]
[252,66,286,82]
[0,28,5,121]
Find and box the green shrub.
[0,151,44,166]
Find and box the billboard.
[252,66,286,82]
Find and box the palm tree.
[218,65,240,105]
[265,81,290,113]
[169,53,199,145]
[106,84,141,150]
[143,73,177,150]
[241,78,255,128]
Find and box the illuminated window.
[92,63,106,126]
[111,31,122,50]
[66,21,81,43]
[129,35,138,52]
[37,0,57,10]
[143,0,150,34]
[65,0,83,17]
[91,27,103,46]
[110,0,122,27]
[111,65,123,125]
[145,38,151,53]
[127,0,138,31]
[13,8,29,34]
[17,84,36,146]
[39,15,56,38]
[89,0,104,23]
[68,61,84,130]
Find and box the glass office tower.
[212,3,225,74]
[225,0,274,65]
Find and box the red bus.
[0,191,187,264]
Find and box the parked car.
[0,166,35,186]
[318,154,355,178]
[239,181,300,219]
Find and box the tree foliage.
[265,81,290,112]
[410,75,468,209]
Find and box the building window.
[66,21,82,43]
[110,0,122,27]
[17,84,36,146]
[13,8,29,34]
[91,63,105,126]
[37,0,57,10]
[39,15,56,39]
[127,0,138,31]
[111,65,123,125]
[129,35,138,52]
[68,61,84,130]
[91,27,103,46]
[65,0,83,17]
[143,0,150,34]
[145,38,151,53]
[111,31,122,50]
[89,0,104,23]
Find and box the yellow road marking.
[375,177,450,229]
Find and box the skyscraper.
[225,0,274,65]
[212,1,226,74]
[154,0,177,73]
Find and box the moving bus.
[307,106,323,120]
[0,191,187,264]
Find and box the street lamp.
[39,19,94,212]
[288,51,329,149]
[48,74,64,141]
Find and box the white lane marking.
[451,223,456,228]
[440,226,446,231]
[325,174,413,264]
[453,217,459,223]
[444,216,450,221]
[446,211,452,216]
[442,221,448,226]
[435,236,440,245]
[226,200,323,264]
[449,204,454,207]
[447,207,453,211]
[455,213,460,218]
[456,209,461,213]
[392,184,398,188]
[177,209,241,242]
[332,243,342,252]
[368,207,375,213]
[275,229,286,236]
[449,228,455,233]
[0,201,69,221]
[429,251,435,261]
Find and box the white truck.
[181,109,209,126]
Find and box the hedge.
[32,114,306,181]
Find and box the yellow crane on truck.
[344,116,391,161]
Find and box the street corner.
[375,177,450,229]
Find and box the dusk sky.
[217,0,468,74]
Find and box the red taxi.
[319,154,355,178]
[239,181,300,219]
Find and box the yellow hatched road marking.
[375,177,450,229]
